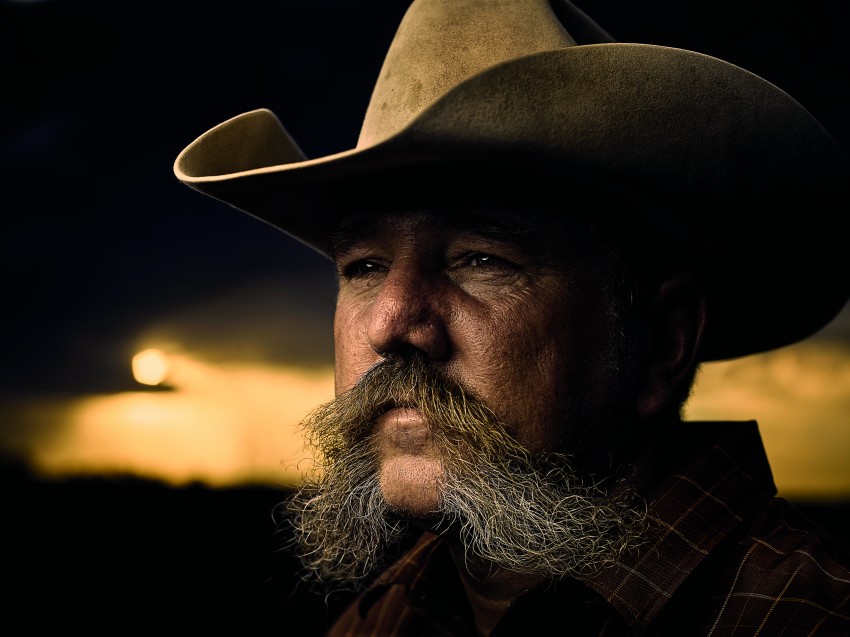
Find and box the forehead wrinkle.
[327,216,382,260]
[450,210,539,249]
[326,213,433,260]
[329,208,550,259]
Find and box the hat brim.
[174,43,850,362]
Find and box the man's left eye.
[463,253,512,269]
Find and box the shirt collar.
[581,420,777,627]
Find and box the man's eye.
[463,253,513,269]
[341,260,386,279]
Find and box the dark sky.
[3,0,849,396]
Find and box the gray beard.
[279,355,649,593]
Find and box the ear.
[635,272,707,418]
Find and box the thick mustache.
[301,352,511,463]
[347,355,465,418]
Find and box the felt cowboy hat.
[174,0,850,362]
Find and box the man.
[174,0,850,634]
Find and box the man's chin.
[379,455,444,519]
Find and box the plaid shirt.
[324,422,850,636]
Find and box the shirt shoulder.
[663,496,850,636]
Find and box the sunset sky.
[2,302,849,502]
[3,0,848,501]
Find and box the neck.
[447,543,545,637]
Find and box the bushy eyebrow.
[327,217,383,260]
[327,211,544,261]
[453,213,538,250]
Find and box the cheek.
[475,337,575,448]
[333,298,374,395]
[452,296,615,452]
[452,308,564,407]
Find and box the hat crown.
[173,0,849,361]
[358,0,609,147]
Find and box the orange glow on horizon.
[1,341,848,499]
[687,342,850,500]
[19,352,334,488]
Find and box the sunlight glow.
[132,348,170,386]
[23,351,334,487]
[2,340,848,498]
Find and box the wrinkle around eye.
[336,259,389,289]
[447,253,530,294]
[464,253,513,269]
[451,252,522,274]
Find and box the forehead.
[328,206,592,254]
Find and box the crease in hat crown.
[174,0,613,182]
[358,0,585,147]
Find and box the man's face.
[331,207,633,518]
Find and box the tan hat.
[174,0,849,362]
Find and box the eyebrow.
[454,212,538,247]
[327,210,543,260]
[326,217,383,260]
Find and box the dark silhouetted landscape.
[4,458,849,635]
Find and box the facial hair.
[280,355,648,593]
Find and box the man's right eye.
[339,260,386,279]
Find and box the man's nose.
[366,260,450,361]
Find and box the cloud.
[2,353,334,488]
[687,336,850,500]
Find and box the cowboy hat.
[173,0,850,362]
